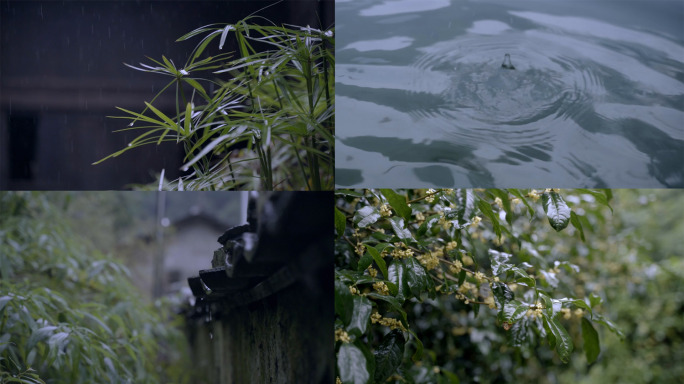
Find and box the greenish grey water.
[336,0,684,187]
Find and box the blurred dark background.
[0,0,333,190]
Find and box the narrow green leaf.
[338,343,372,384]
[347,296,372,336]
[183,102,192,136]
[373,330,405,383]
[356,251,373,273]
[477,199,502,239]
[183,78,210,101]
[144,102,178,130]
[509,189,535,217]
[593,313,624,340]
[581,317,600,364]
[161,55,175,71]
[219,24,234,50]
[365,246,388,279]
[576,189,613,213]
[570,211,586,241]
[544,315,574,362]
[334,207,346,238]
[456,189,475,223]
[380,189,411,221]
[542,190,571,232]
[408,329,424,362]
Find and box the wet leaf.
[404,258,435,299]
[542,191,571,232]
[347,296,372,336]
[334,207,346,238]
[388,261,408,303]
[477,199,502,239]
[456,189,475,223]
[365,245,388,279]
[500,300,528,324]
[335,280,353,326]
[338,343,373,384]
[353,206,380,228]
[380,189,411,221]
[581,317,600,364]
[543,315,573,362]
[492,282,514,312]
[373,330,405,383]
[489,249,513,275]
[570,211,585,241]
[388,217,412,241]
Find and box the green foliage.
[0,192,190,383]
[334,189,624,383]
[95,15,335,191]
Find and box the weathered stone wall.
[186,279,332,384]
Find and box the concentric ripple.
[412,32,605,125]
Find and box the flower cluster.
[449,260,463,275]
[390,243,414,259]
[349,285,360,295]
[367,266,378,278]
[425,189,437,203]
[445,241,458,252]
[438,213,452,230]
[372,312,405,330]
[379,204,392,217]
[470,216,482,228]
[528,189,541,201]
[526,302,544,318]
[417,251,440,271]
[373,281,390,295]
[335,329,350,343]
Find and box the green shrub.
[0,192,189,384]
[94,15,334,191]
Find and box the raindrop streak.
[39,5,43,20]
[209,332,213,340]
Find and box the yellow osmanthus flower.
[379,204,392,217]
[355,242,365,256]
[445,241,458,252]
[417,251,439,271]
[512,198,521,205]
[378,317,405,330]
[528,189,541,201]
[371,312,382,323]
[438,215,452,230]
[367,266,378,278]
[335,329,350,343]
[373,281,390,295]
[474,271,486,283]
[449,260,462,275]
[462,255,474,266]
[470,216,482,228]
[349,285,359,295]
[561,308,571,319]
[485,295,496,309]
[494,197,503,209]
[574,308,584,318]
[390,244,414,259]
[336,377,342,384]
[425,189,437,203]
[415,211,425,223]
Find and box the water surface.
[336,0,684,187]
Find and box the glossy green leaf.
[593,313,625,340]
[144,102,178,130]
[353,206,381,228]
[373,330,405,383]
[408,329,424,362]
[365,245,388,279]
[489,249,513,275]
[388,217,412,240]
[380,189,412,221]
[492,282,514,311]
[589,293,602,308]
[456,189,475,223]
[576,189,613,213]
[570,211,586,241]
[338,343,373,384]
[581,317,600,364]
[509,189,535,217]
[335,207,346,239]
[477,198,502,239]
[500,300,528,324]
[544,315,573,363]
[365,293,408,328]
[183,102,192,136]
[356,250,373,273]
[490,189,513,226]
[335,280,354,326]
[542,191,571,232]
[388,261,408,303]
[404,257,435,299]
[348,296,372,336]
